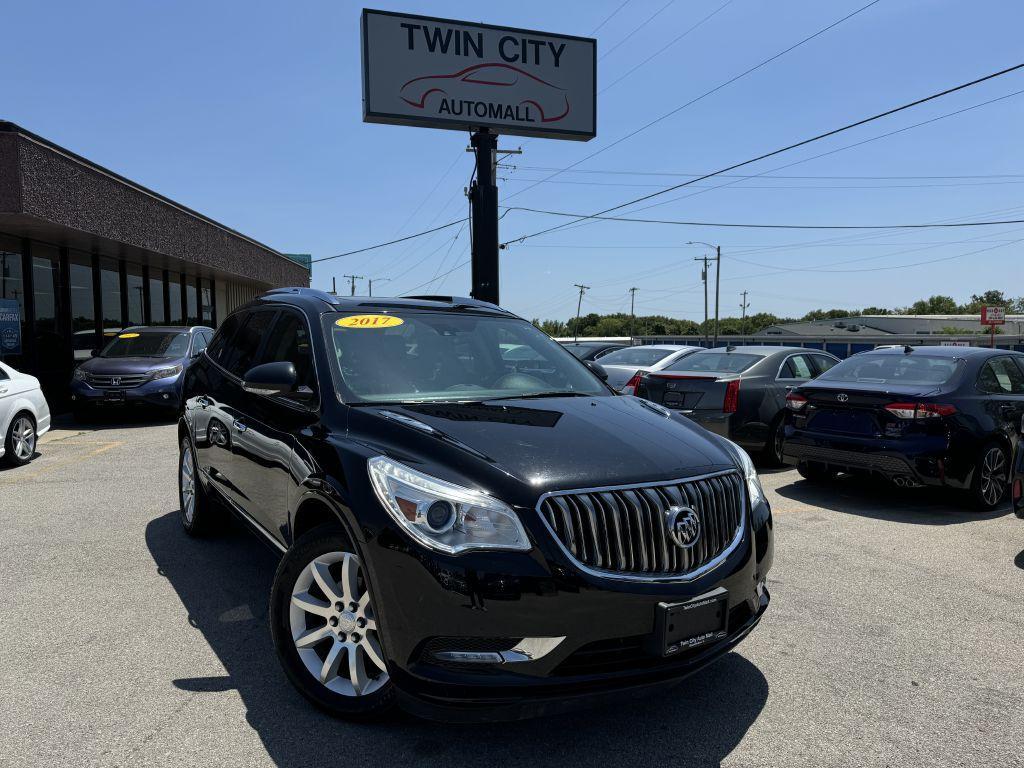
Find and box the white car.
[0,361,51,466]
[596,344,703,395]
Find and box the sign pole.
[470,128,499,305]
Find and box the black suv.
[178,289,773,720]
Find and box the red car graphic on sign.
[399,63,570,123]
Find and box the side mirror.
[90,348,100,358]
[242,361,297,396]
[584,360,609,381]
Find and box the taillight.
[884,402,957,419]
[623,371,643,394]
[723,379,740,413]
[785,392,808,411]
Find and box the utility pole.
[628,287,638,340]
[740,290,750,335]
[688,242,721,347]
[331,276,337,296]
[368,278,389,297]
[573,284,590,342]
[343,274,363,296]
[693,254,710,346]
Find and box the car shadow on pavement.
[52,408,176,431]
[146,510,769,768]
[774,475,1010,525]
[1015,550,1024,571]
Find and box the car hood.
[349,395,738,502]
[79,356,183,375]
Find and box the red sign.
[981,306,1005,325]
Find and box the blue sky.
[4,0,1023,322]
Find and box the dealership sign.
[0,298,21,355]
[981,306,1005,325]
[361,9,596,140]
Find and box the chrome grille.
[537,471,745,578]
[84,372,150,389]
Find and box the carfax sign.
[361,9,596,140]
[0,298,21,355]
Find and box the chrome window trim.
[534,468,747,584]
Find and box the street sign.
[981,306,1005,325]
[0,298,21,355]
[361,9,596,140]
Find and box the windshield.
[324,312,608,404]
[598,347,677,367]
[819,353,963,386]
[667,351,763,373]
[100,331,190,358]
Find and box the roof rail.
[264,287,339,304]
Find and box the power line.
[501,62,1024,246]
[589,0,634,34]
[403,259,471,295]
[504,166,1024,181]
[504,0,883,203]
[311,218,465,264]
[501,206,1024,230]
[501,176,1024,190]
[599,0,675,61]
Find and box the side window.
[206,313,244,367]
[191,331,209,356]
[781,354,815,380]
[0,366,8,381]
[259,311,317,400]
[978,357,1024,394]
[219,310,276,378]
[812,355,838,375]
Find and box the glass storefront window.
[167,274,183,324]
[126,263,144,327]
[200,279,213,325]
[149,273,165,325]
[69,251,96,362]
[0,236,26,368]
[185,278,199,325]
[32,243,70,399]
[99,257,122,335]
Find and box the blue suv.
[71,325,213,416]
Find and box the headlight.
[368,456,530,554]
[72,368,87,381]
[726,440,765,508]
[150,365,183,380]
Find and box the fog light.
[162,393,170,400]
[432,650,504,664]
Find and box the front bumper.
[70,375,182,409]
[362,497,773,721]
[782,430,965,488]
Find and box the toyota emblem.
[665,505,701,549]
[836,393,849,402]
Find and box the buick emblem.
[665,505,701,549]
[836,393,849,402]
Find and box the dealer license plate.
[653,588,729,656]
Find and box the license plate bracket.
[103,390,125,402]
[649,587,729,657]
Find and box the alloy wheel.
[12,416,35,461]
[289,551,388,697]
[180,444,196,523]
[980,446,1007,507]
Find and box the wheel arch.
[291,493,356,549]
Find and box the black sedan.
[635,346,839,465]
[560,341,628,361]
[783,346,1024,510]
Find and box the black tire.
[970,442,1009,511]
[762,413,787,468]
[270,525,397,720]
[797,461,838,483]
[2,411,36,467]
[178,435,222,535]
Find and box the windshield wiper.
[487,391,593,401]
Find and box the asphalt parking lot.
[3,417,1023,768]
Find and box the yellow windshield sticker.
[118,332,141,339]
[335,315,404,329]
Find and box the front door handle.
[233,419,248,433]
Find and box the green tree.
[905,295,959,314]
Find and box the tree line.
[532,290,1024,338]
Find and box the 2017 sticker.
[335,314,404,329]
[118,332,141,339]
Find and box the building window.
[185,278,199,325]
[200,279,213,325]
[69,251,96,361]
[0,236,26,368]
[149,273,165,324]
[32,243,71,395]
[126,263,144,327]
[99,257,122,333]
[167,274,183,324]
